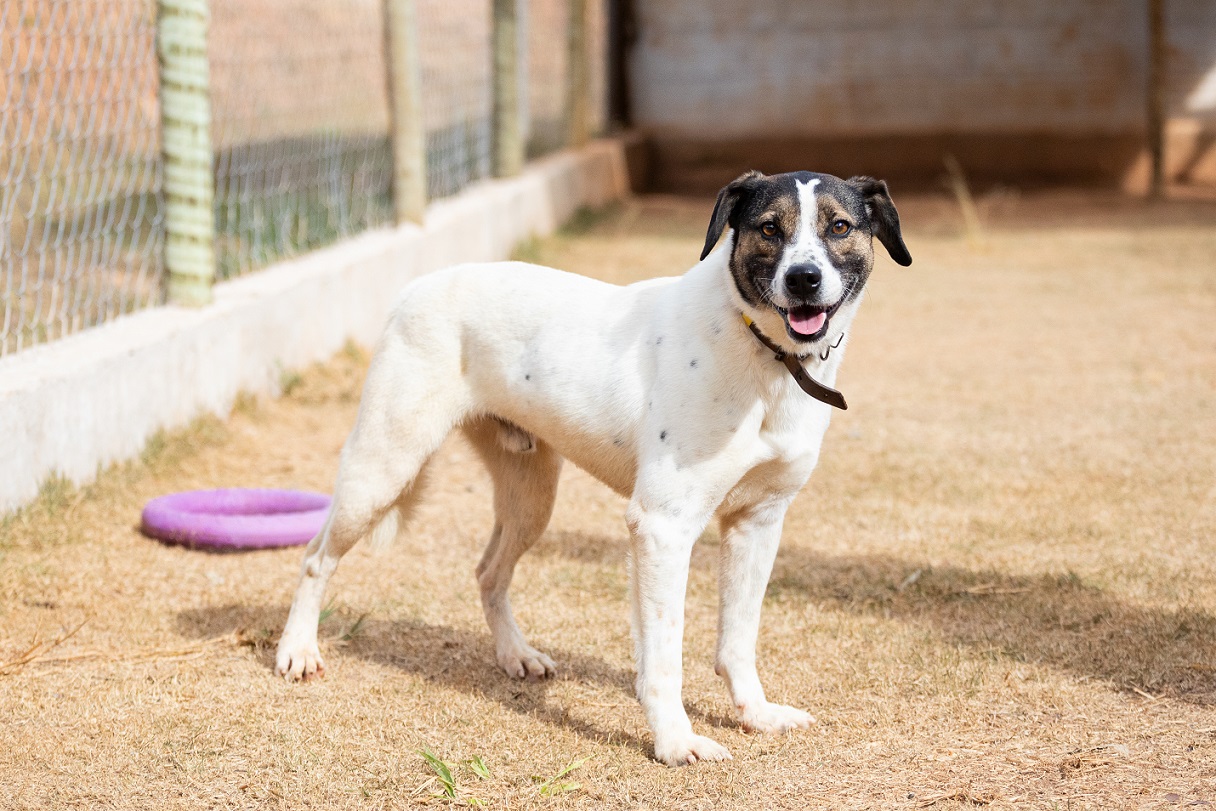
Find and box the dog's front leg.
[627,503,732,766]
[716,500,815,734]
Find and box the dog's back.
[378,260,688,495]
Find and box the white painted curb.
[0,139,632,514]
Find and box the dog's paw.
[739,701,815,734]
[654,732,733,767]
[497,644,556,682]
[275,634,325,682]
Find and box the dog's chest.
[758,384,829,462]
[710,387,829,513]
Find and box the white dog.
[276,170,911,766]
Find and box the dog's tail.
[365,459,433,553]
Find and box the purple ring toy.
[140,488,331,550]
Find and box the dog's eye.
[760,222,779,238]
[830,220,852,236]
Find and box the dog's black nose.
[786,264,822,298]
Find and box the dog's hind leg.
[464,418,563,681]
[276,338,461,681]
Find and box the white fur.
[275,228,861,765]
[770,179,845,308]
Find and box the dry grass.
[2,190,1215,809]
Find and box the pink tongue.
[788,310,826,335]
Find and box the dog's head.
[702,171,912,343]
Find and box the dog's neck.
[696,240,855,410]
[740,314,848,410]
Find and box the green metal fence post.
[565,0,589,148]
[385,0,428,223]
[158,0,216,306]
[492,0,524,176]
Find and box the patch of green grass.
[318,598,339,627]
[465,755,491,780]
[0,473,81,548]
[534,756,589,796]
[340,612,370,642]
[419,748,457,798]
[560,203,622,236]
[510,203,624,266]
[417,748,487,806]
[511,236,545,264]
[139,414,228,473]
[139,432,168,466]
[316,602,371,642]
[231,391,260,417]
[341,339,367,364]
[32,473,77,515]
[278,365,304,396]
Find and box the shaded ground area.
[2,190,1215,809]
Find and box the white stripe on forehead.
[793,178,832,268]
[796,178,819,235]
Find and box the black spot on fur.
[689,359,698,368]
[660,430,668,441]
[525,374,531,381]
[655,336,663,345]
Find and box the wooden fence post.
[158,0,216,305]
[492,0,524,176]
[1147,0,1167,199]
[385,0,427,223]
[565,0,589,148]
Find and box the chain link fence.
[0,0,608,358]
[1,0,164,357]
[209,0,394,280]
[417,0,493,200]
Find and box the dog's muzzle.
[780,265,840,339]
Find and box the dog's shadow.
[176,537,1216,754]
[777,547,1216,704]
[176,603,654,754]
[530,532,1216,705]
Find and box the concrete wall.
[0,138,633,515]
[630,0,1216,192]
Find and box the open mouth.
[779,301,841,341]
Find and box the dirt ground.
[2,189,1215,809]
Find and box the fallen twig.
[409,775,438,797]
[917,790,993,808]
[0,618,88,676]
[957,583,1032,596]
[1,631,235,674]
[898,568,923,592]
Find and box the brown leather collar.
[741,314,848,410]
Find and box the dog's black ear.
[848,176,912,267]
[701,170,764,261]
